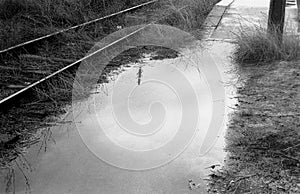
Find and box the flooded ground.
[0,39,239,193]
[7,0,300,192]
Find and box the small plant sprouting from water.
[4,155,32,194]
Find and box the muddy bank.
[208,61,300,193]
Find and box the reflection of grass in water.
[5,168,15,193]
[5,155,32,193]
[0,46,179,193]
[0,0,220,192]
[4,127,59,193]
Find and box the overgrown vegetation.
[0,0,139,49]
[208,21,300,193]
[233,24,300,64]
[0,0,218,50]
[153,0,219,30]
[0,0,220,181]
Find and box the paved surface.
[203,0,300,40]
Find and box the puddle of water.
[0,42,238,194]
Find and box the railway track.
[0,0,220,173]
[1,0,295,112]
[0,0,158,111]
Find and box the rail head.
[0,0,159,55]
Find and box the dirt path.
[205,0,300,193]
[209,61,300,193]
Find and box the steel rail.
[0,0,158,54]
[0,2,190,109]
[0,22,154,104]
[0,23,153,106]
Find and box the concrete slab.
[210,7,270,39]
[204,15,222,27]
[201,0,234,39]
[231,0,270,7]
[208,0,300,39]
[216,0,234,7]
[209,6,227,17]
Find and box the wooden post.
[268,0,286,41]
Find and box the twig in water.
[5,168,15,194]
[15,160,31,193]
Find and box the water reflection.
[0,42,238,194]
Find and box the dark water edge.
[0,1,223,193]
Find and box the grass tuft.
[143,0,220,31]
[233,24,300,65]
[164,0,219,30]
[0,0,220,176]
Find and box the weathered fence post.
[267,0,286,42]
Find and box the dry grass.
[124,0,220,30]
[208,61,300,193]
[233,24,300,65]
[208,18,300,193]
[0,0,220,177]
[0,0,130,49]
[0,0,147,172]
[0,0,221,192]
[152,0,220,30]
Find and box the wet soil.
[0,41,232,193]
[0,0,220,168]
[208,61,300,193]
[0,45,179,167]
[0,1,224,193]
